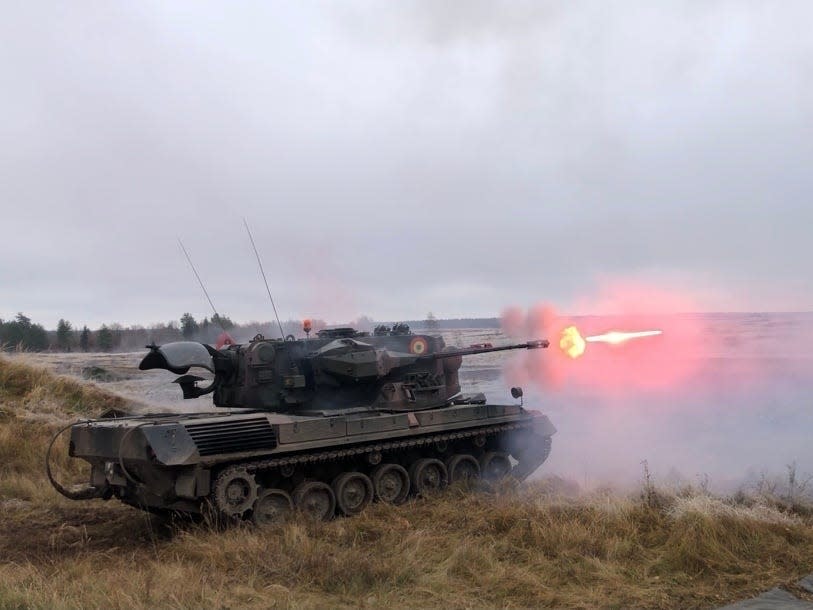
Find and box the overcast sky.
[1,1,812,329]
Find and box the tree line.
[0,312,327,353]
[0,313,126,352]
[1,311,497,353]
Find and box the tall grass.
[0,355,127,502]
[0,355,127,419]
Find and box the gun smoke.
[489,283,813,492]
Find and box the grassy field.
[1,355,812,609]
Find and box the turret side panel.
[347,414,410,435]
[277,418,347,444]
[414,404,488,426]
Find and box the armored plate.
[71,402,556,468]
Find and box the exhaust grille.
[185,417,277,457]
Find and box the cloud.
[1,2,811,328]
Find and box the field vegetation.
[1,355,812,609]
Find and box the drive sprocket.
[213,466,258,516]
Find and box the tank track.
[207,420,553,521]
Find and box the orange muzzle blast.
[559,326,662,358]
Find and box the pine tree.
[212,313,234,330]
[25,319,48,351]
[97,324,113,351]
[79,326,91,351]
[1,313,48,351]
[180,313,199,339]
[56,319,73,351]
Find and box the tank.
[49,325,556,524]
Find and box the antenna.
[177,238,226,332]
[243,218,285,340]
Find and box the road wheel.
[252,489,293,527]
[293,481,335,521]
[332,472,374,516]
[371,463,410,504]
[213,467,258,516]
[480,452,512,480]
[409,458,448,496]
[445,454,480,484]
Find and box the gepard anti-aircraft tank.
[50,324,556,524]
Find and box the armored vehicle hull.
[52,328,556,522]
[65,400,554,521]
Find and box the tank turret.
[138,331,548,413]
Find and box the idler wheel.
[293,481,336,521]
[371,463,410,505]
[252,489,293,527]
[445,454,480,484]
[213,467,258,516]
[332,472,374,516]
[409,458,448,496]
[480,452,512,480]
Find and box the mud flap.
[510,412,556,481]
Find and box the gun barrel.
[425,339,549,360]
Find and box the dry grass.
[0,354,128,419]
[0,356,130,503]
[1,356,812,609]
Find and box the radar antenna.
[177,238,227,332]
[243,218,285,340]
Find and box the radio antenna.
[177,238,226,332]
[243,218,285,340]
